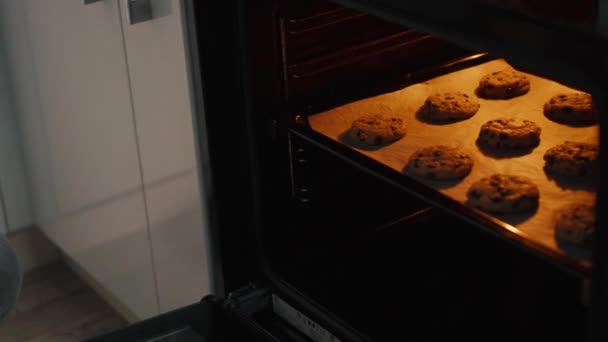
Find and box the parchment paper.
[308,59,598,262]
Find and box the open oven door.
[87,288,348,342]
[85,296,245,342]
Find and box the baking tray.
[308,58,598,268]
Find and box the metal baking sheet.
[308,58,598,263]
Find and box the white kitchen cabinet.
[118,0,198,184]
[43,190,158,320]
[0,0,160,320]
[118,0,210,313]
[143,171,209,313]
[21,0,143,215]
[0,0,210,320]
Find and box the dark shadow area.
[402,165,467,190]
[556,238,593,262]
[474,86,528,100]
[476,138,538,158]
[492,206,539,226]
[543,169,597,191]
[543,116,598,128]
[338,129,402,151]
[414,105,475,125]
[465,200,539,226]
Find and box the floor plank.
[17,264,86,313]
[0,262,127,341]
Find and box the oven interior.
[231,0,599,340]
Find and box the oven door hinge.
[224,284,345,342]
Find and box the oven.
[90,0,607,341]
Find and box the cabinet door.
[2,0,160,320]
[118,0,210,312]
[21,0,143,215]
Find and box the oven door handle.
[126,0,154,25]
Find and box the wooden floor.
[0,262,128,341]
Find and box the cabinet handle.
[127,0,153,25]
[83,0,103,4]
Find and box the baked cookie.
[543,92,597,124]
[422,92,480,120]
[348,114,406,145]
[555,203,595,246]
[543,141,598,178]
[405,145,473,180]
[477,118,541,150]
[467,174,539,213]
[477,70,530,99]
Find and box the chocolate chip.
[469,190,482,199]
[492,197,503,203]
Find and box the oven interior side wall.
[276,0,473,113]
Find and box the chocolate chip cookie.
[348,114,406,146]
[477,118,541,150]
[555,203,595,246]
[543,92,597,124]
[543,141,598,178]
[421,91,480,121]
[477,70,530,99]
[467,174,540,213]
[405,145,473,180]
